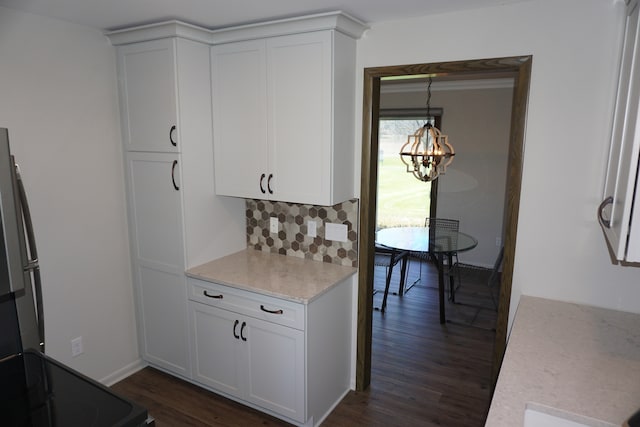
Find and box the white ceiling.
[0,0,532,31]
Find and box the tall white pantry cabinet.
[108,29,246,377]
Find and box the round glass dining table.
[376,226,478,324]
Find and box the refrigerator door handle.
[24,259,39,271]
[15,163,44,352]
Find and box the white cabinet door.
[117,39,179,153]
[190,301,243,397]
[126,152,190,376]
[244,318,305,423]
[600,0,640,262]
[136,265,190,376]
[126,152,184,269]
[211,40,268,199]
[267,32,332,205]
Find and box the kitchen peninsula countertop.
[186,249,357,304]
[485,296,640,427]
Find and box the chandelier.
[399,77,455,182]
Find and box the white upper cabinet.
[267,32,333,205]
[211,13,367,205]
[117,39,180,152]
[212,39,268,199]
[600,0,640,263]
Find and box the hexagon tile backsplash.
[246,199,359,267]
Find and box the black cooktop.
[0,350,148,427]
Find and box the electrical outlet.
[496,237,502,247]
[270,217,278,233]
[307,220,317,237]
[325,223,348,242]
[71,336,83,357]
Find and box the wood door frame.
[356,56,532,390]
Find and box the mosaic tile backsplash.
[246,199,359,267]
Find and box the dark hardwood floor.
[112,259,498,426]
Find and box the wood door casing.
[357,56,532,391]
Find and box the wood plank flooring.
[111,259,497,426]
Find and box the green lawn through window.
[376,154,431,229]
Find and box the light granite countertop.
[486,296,640,427]
[186,248,357,304]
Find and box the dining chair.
[408,218,461,300]
[373,244,408,313]
[454,246,503,310]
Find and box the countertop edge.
[184,270,348,304]
[185,249,357,304]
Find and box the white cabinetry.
[187,277,352,427]
[117,39,179,152]
[211,15,366,205]
[211,39,267,199]
[109,26,246,377]
[600,0,640,263]
[125,152,189,375]
[190,300,305,421]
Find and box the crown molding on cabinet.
[210,11,368,44]
[106,20,213,46]
[105,11,369,46]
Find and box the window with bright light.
[376,114,435,230]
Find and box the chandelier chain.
[426,77,432,119]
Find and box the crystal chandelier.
[399,77,455,182]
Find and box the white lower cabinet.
[190,301,305,421]
[187,276,352,426]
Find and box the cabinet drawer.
[188,278,305,330]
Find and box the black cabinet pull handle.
[598,196,613,228]
[259,173,266,194]
[203,290,223,299]
[171,160,179,190]
[169,125,177,146]
[240,321,247,341]
[260,305,283,315]
[267,174,274,194]
[233,319,240,339]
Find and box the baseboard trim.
[100,358,148,386]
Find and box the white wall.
[0,7,139,381]
[356,0,640,329]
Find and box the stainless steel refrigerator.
[0,128,151,426]
[0,127,44,358]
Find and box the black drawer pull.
[598,196,613,228]
[240,321,247,341]
[171,160,179,191]
[233,319,240,339]
[203,290,223,299]
[260,305,283,315]
[259,173,266,194]
[169,125,177,146]
[267,173,274,194]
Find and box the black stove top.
[0,350,148,427]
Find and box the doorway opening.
[356,56,532,391]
